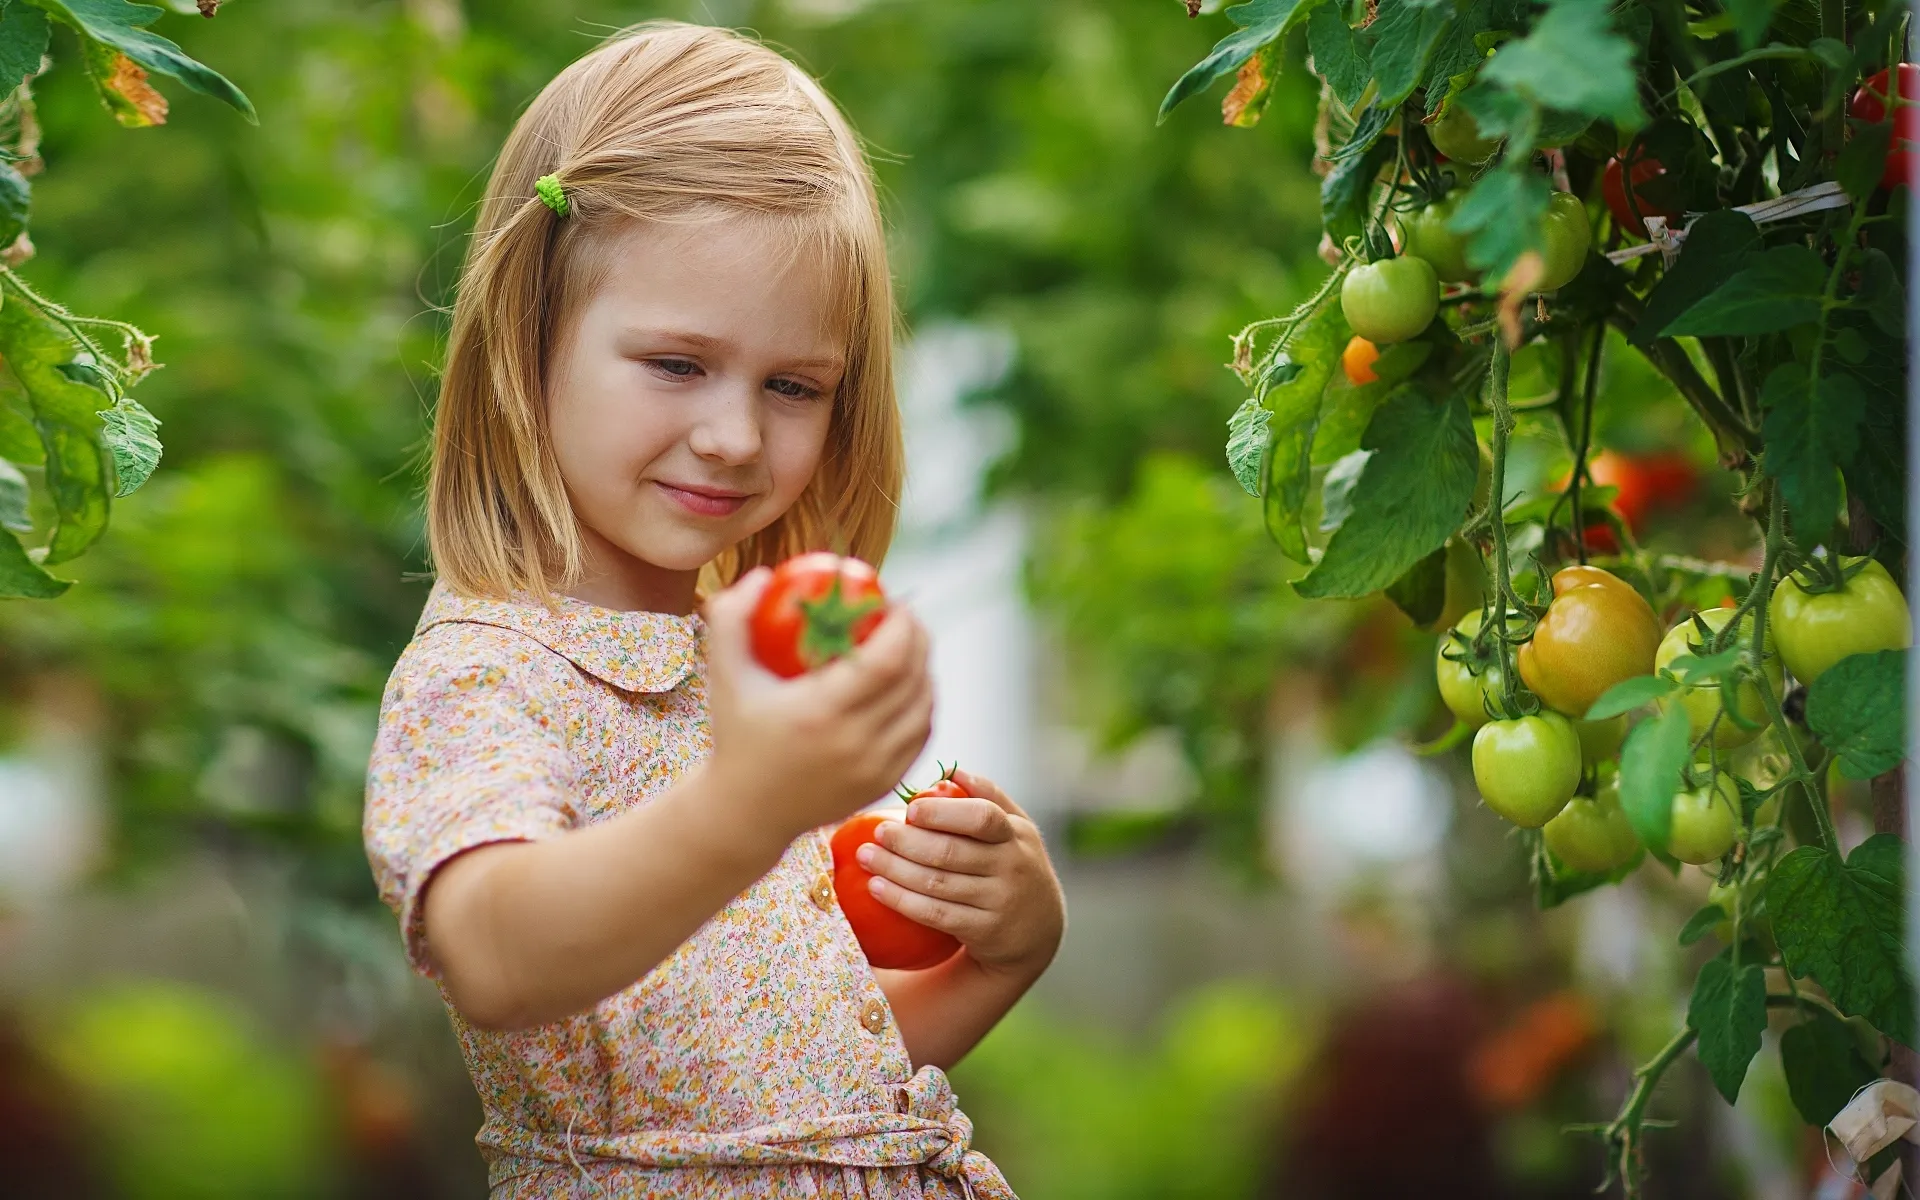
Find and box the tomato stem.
[1483,339,1534,716]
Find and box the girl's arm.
[423,570,934,1032]
[858,770,1066,1069]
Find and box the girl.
[363,22,1066,1199]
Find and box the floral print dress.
[364,582,1014,1199]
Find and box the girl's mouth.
[654,481,750,518]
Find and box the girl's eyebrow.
[624,327,844,372]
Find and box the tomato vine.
[0,1,251,600]
[1177,0,1912,1189]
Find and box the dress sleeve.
[362,626,578,977]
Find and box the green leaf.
[1262,297,1350,561]
[1761,364,1862,542]
[0,277,110,564]
[0,1,48,92]
[1421,0,1499,114]
[1855,248,1906,340]
[1368,0,1453,108]
[1687,954,1767,1103]
[1317,447,1369,531]
[1723,0,1778,51]
[1586,673,1678,720]
[1321,129,1396,248]
[1838,119,1895,204]
[1780,1009,1882,1127]
[25,0,256,122]
[0,454,27,531]
[1383,541,1447,626]
[1617,704,1691,852]
[1159,0,1322,122]
[1479,0,1644,126]
[1663,245,1827,337]
[1306,2,1369,109]
[95,395,159,497]
[1679,904,1727,946]
[0,523,66,597]
[1293,386,1478,599]
[1448,167,1549,281]
[1634,210,1762,346]
[1805,650,1905,779]
[1226,397,1270,497]
[0,160,27,250]
[1769,834,1914,1046]
[1312,342,1429,466]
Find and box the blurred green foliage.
[0,0,1332,890]
[952,981,1308,1199]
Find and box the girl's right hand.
[702,565,934,839]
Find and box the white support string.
[1602,180,1854,266]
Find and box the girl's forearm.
[422,762,791,1030]
[875,951,1050,1071]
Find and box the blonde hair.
[427,21,903,601]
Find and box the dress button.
[809,874,836,911]
[861,998,890,1035]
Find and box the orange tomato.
[830,811,962,970]
[1518,566,1663,717]
[1342,335,1380,385]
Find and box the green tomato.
[1668,771,1740,864]
[1436,609,1508,728]
[1341,256,1440,345]
[1768,557,1912,684]
[1399,196,1476,283]
[1655,608,1784,749]
[1428,102,1500,164]
[1574,714,1627,765]
[1472,711,1582,827]
[1542,779,1640,872]
[1535,192,1592,291]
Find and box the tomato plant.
[1769,556,1913,684]
[830,810,963,971]
[750,553,889,678]
[1848,64,1918,191]
[1340,256,1439,344]
[1472,712,1582,827]
[0,4,252,599]
[1177,0,1914,1182]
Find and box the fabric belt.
[514,1066,1014,1199]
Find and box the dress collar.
[415,580,704,694]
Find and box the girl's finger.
[865,874,993,939]
[905,795,1015,843]
[857,840,999,905]
[811,606,924,708]
[951,768,1030,820]
[869,822,997,876]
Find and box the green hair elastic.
[534,173,569,217]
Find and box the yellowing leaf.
[86,45,168,127]
[1221,46,1272,128]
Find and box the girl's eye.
[766,377,822,400]
[649,357,701,379]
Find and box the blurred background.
[0,1,1884,1196]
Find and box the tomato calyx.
[1782,551,1879,596]
[796,571,885,669]
[895,760,963,803]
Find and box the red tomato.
[1602,151,1682,233]
[1850,65,1920,191]
[1584,450,1699,531]
[830,811,962,971]
[1579,523,1620,555]
[1342,335,1381,385]
[750,552,888,678]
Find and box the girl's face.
[546,217,844,612]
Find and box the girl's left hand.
[855,768,1065,978]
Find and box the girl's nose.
[686,385,763,466]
